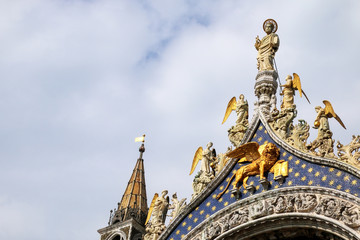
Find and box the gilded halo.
[263,19,278,33]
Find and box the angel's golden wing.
[190,147,203,175]
[222,97,237,124]
[292,73,311,104]
[145,193,159,225]
[292,73,302,97]
[323,100,346,129]
[226,142,260,161]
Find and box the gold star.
[256,185,260,190]
[295,160,300,165]
[176,230,180,235]
[254,133,257,138]
[259,126,263,130]
[232,170,237,174]
[212,206,216,211]
[206,202,211,207]
[288,180,293,186]
[170,238,174,240]
[188,214,193,219]
[308,168,313,173]
[243,189,248,194]
[301,164,306,169]
[282,152,287,157]
[200,210,204,215]
[224,202,229,206]
[301,176,307,181]
[225,190,229,194]
[274,185,279,189]
[336,185,342,190]
[355,194,358,197]
[345,189,350,193]
[308,180,313,185]
[205,214,210,219]
[219,186,224,190]
[257,137,263,142]
[352,180,357,185]
[329,168,335,172]
[315,172,320,177]
[264,130,268,134]
[226,177,231,182]
[218,198,223,203]
[336,171,342,177]
[264,140,269,145]
[181,234,185,239]
[187,226,192,231]
[295,172,300,177]
[194,218,198,223]
[250,181,254,185]
[212,194,217,199]
[322,176,327,181]
[329,180,334,186]
[182,222,187,227]
[288,156,293,160]
[289,168,293,173]
[344,175,350,181]
[195,207,199,211]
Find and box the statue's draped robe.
[257,33,279,71]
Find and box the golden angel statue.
[222,94,249,147]
[190,142,217,199]
[255,19,280,71]
[222,94,249,125]
[307,100,346,158]
[190,142,217,175]
[217,142,287,199]
[144,190,170,240]
[280,73,310,110]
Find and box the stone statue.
[190,142,216,199]
[223,94,249,147]
[307,100,346,158]
[255,19,280,71]
[217,142,282,199]
[144,190,169,240]
[168,193,187,222]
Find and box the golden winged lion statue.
[217,142,287,199]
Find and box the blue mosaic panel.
[166,122,360,240]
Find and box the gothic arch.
[106,230,127,240]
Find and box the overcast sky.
[1,1,360,240]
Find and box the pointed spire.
[110,136,148,225]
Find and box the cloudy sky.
[1,0,360,239]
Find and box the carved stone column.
[254,70,278,119]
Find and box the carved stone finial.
[254,70,278,119]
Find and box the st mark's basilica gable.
[98,19,360,240]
